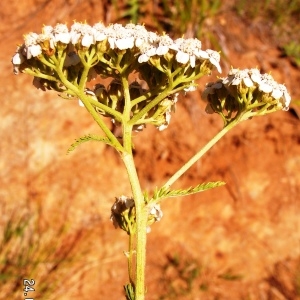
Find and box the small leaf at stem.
[67,134,113,154]
[153,181,226,202]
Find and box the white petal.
[71,33,81,44]
[197,49,209,59]
[28,45,42,58]
[209,57,222,73]
[243,77,254,87]
[138,54,149,63]
[116,37,134,50]
[271,87,283,99]
[231,77,242,85]
[176,51,189,64]
[190,55,196,68]
[156,45,169,55]
[108,37,116,49]
[56,32,71,44]
[259,83,273,93]
[82,34,94,47]
[282,90,291,107]
[12,52,25,65]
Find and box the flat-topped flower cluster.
[12,22,221,74]
[12,22,222,132]
[202,68,291,125]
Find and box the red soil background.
[1,1,300,299]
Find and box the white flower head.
[106,24,135,50]
[221,69,291,111]
[259,75,291,109]
[53,23,71,44]
[38,26,56,50]
[249,68,261,83]
[93,22,107,42]
[258,73,275,93]
[42,25,54,35]
[227,69,253,87]
[205,49,222,73]
[70,22,94,47]
[126,24,149,47]
[24,32,42,59]
[156,34,175,55]
[174,38,202,67]
[138,42,157,63]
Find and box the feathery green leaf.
[152,181,225,202]
[67,134,113,154]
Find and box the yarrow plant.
[12,22,291,300]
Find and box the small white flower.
[258,74,274,93]
[126,24,149,47]
[176,50,191,64]
[173,38,202,68]
[232,69,253,87]
[12,46,25,63]
[42,25,54,36]
[156,34,175,55]
[138,43,157,63]
[223,69,253,87]
[106,24,135,50]
[70,23,94,47]
[37,33,56,50]
[53,23,71,44]
[147,31,160,44]
[205,49,222,73]
[12,46,26,74]
[270,83,291,109]
[149,204,163,221]
[249,68,261,83]
[93,22,107,42]
[24,32,42,59]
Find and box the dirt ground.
[1,1,300,299]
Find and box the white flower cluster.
[203,68,291,111]
[12,22,221,73]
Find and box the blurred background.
[1,0,300,299]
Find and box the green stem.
[162,120,239,189]
[128,230,135,285]
[122,153,148,300]
[49,56,124,152]
[119,70,147,299]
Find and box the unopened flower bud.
[108,79,124,110]
[110,196,135,234]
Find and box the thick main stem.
[162,120,238,189]
[122,153,148,300]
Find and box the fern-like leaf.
[67,134,113,154]
[152,181,225,202]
